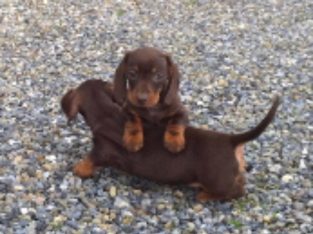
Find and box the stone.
[122,211,134,225]
[193,204,203,213]
[281,174,293,183]
[109,186,117,197]
[307,200,313,208]
[114,197,130,208]
[187,222,196,231]
[20,208,28,215]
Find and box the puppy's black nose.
[137,93,148,104]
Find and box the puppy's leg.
[164,123,186,153]
[229,174,246,200]
[73,155,96,178]
[164,110,188,153]
[123,114,144,152]
[196,174,246,202]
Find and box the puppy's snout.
[137,93,148,104]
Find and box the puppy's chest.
[133,107,174,124]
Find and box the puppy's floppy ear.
[163,54,180,105]
[61,89,80,121]
[113,52,130,104]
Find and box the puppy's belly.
[127,155,195,185]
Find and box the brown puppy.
[61,80,280,202]
[113,47,188,153]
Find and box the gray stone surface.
[1,0,312,233]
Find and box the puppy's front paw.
[164,130,185,153]
[123,130,144,152]
[73,156,95,178]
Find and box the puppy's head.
[113,47,180,107]
[61,89,80,121]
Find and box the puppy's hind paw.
[196,191,212,203]
[73,156,95,178]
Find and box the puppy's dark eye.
[153,73,165,82]
[127,72,137,81]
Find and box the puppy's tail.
[231,96,280,146]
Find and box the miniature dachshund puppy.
[61,80,280,202]
[113,47,188,153]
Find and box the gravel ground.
[1,0,312,233]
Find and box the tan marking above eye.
[151,67,157,73]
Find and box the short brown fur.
[113,47,188,153]
[123,115,144,152]
[61,80,280,201]
[164,124,186,153]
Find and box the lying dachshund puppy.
[113,47,188,153]
[61,79,280,202]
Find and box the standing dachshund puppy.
[114,47,188,153]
